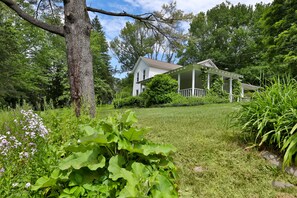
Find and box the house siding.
[149,67,169,78]
[132,61,149,96]
[132,61,170,96]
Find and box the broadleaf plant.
[32,111,178,197]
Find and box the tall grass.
[237,77,297,166]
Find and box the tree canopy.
[178,2,268,72]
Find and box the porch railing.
[179,88,206,97]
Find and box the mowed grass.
[98,103,297,198]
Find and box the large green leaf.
[31,176,57,191]
[80,125,103,135]
[80,133,108,144]
[121,111,138,126]
[142,144,177,156]
[151,174,178,198]
[118,139,176,156]
[108,155,134,183]
[59,149,106,171]
[64,144,95,153]
[122,127,146,141]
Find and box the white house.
[131,57,259,102]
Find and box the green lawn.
[97,103,297,198]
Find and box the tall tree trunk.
[63,0,95,117]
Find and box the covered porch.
[167,64,243,102]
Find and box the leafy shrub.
[160,93,228,107]
[236,78,297,167]
[144,74,178,106]
[113,96,144,108]
[32,111,178,197]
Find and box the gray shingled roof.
[141,57,182,71]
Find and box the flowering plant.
[0,109,50,196]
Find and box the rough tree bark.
[63,0,95,117]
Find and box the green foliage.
[91,16,114,104]
[261,0,297,76]
[200,69,208,90]
[232,79,242,101]
[209,75,228,98]
[179,2,267,72]
[161,93,228,107]
[110,21,155,72]
[114,73,134,100]
[236,65,272,87]
[144,74,178,106]
[0,3,69,108]
[236,77,297,167]
[32,111,178,197]
[113,96,144,109]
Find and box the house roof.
[134,57,243,84]
[131,57,182,73]
[197,59,218,69]
[242,83,261,91]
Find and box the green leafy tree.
[261,0,297,76]
[179,2,267,72]
[0,4,62,108]
[91,16,114,104]
[110,21,155,72]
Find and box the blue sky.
[86,0,272,78]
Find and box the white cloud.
[123,0,272,14]
[123,0,165,11]
[98,17,131,41]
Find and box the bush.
[236,78,297,167]
[113,96,144,108]
[144,74,178,106]
[32,111,178,197]
[160,93,228,107]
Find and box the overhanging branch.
[86,6,154,21]
[0,0,64,36]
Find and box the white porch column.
[178,73,180,93]
[229,77,233,102]
[192,69,195,96]
[241,86,244,98]
[207,73,210,90]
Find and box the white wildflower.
[25,182,31,188]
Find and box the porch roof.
[138,63,243,84]
[242,83,261,91]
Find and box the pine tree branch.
[0,0,64,36]
[86,6,154,21]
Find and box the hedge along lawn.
[98,103,297,198]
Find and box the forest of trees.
[0,0,296,109]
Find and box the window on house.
[136,72,139,82]
[136,89,139,96]
[143,69,146,80]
